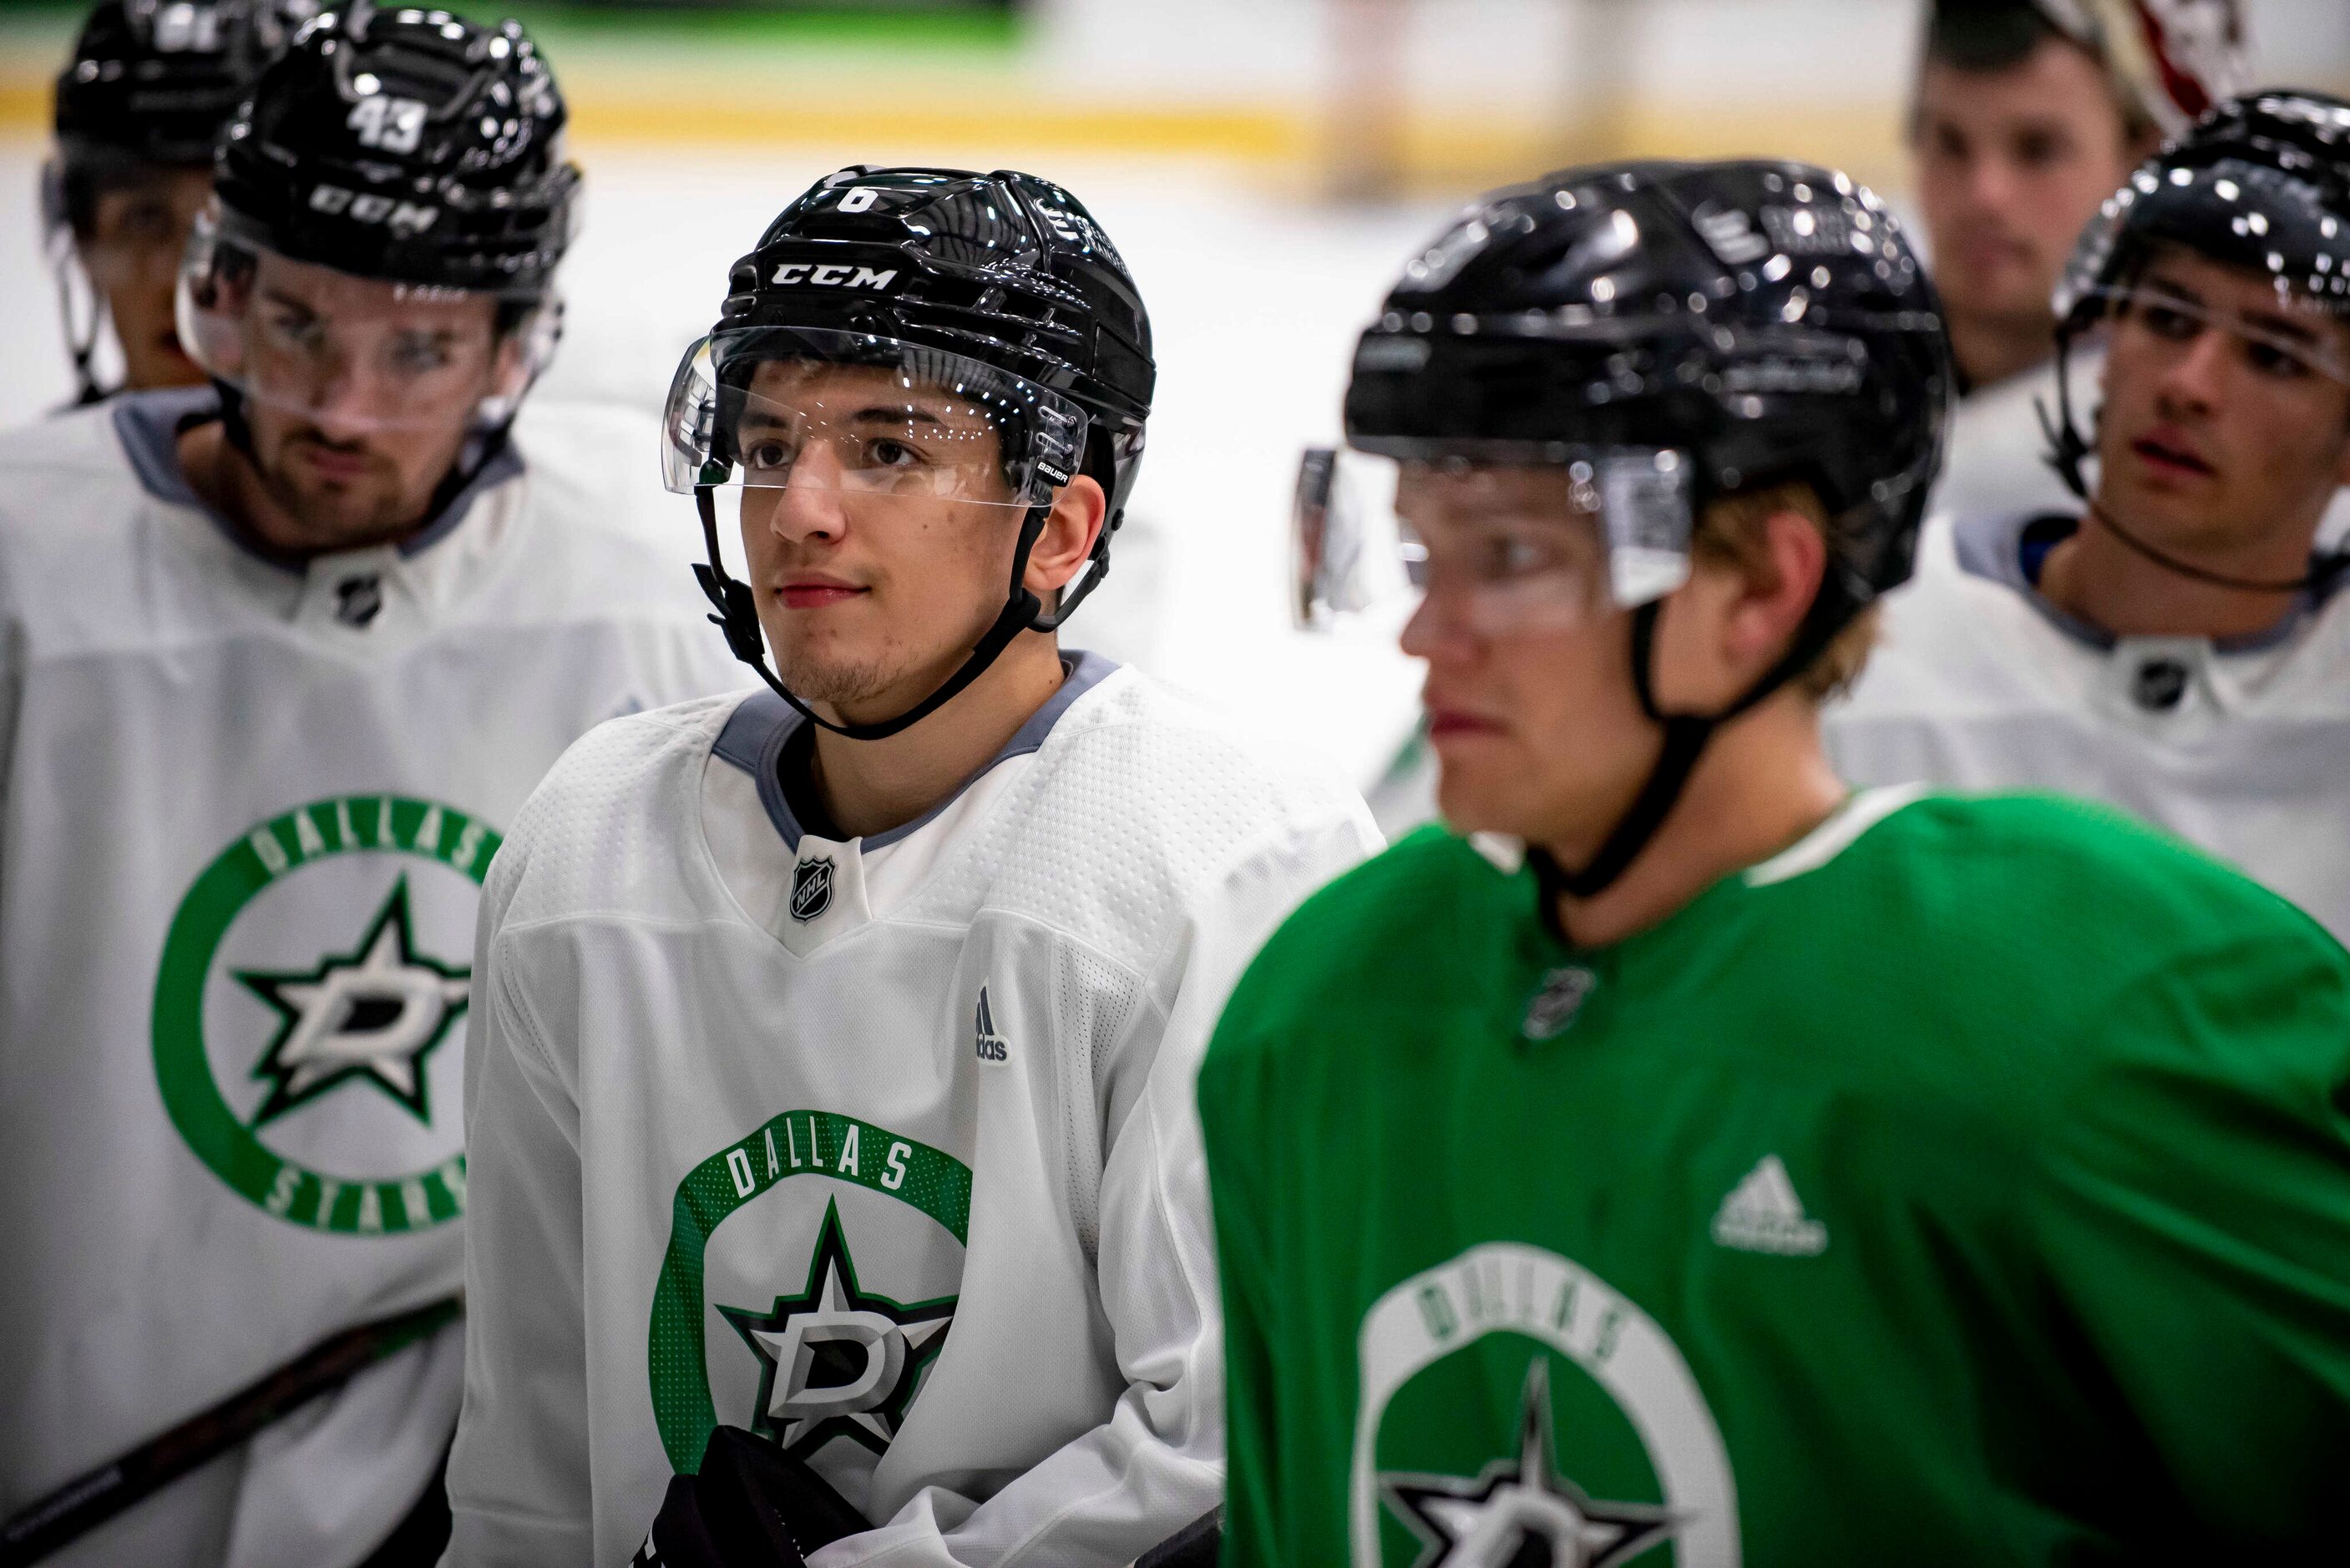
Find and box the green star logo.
[718,1200,955,1459]
[236,876,470,1129]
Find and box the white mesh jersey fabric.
[451,667,1382,1567]
[1827,510,2350,941]
[0,397,747,1568]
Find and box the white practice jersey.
[1826,506,2350,941]
[1927,356,2082,529]
[0,388,746,1568]
[448,656,1379,1567]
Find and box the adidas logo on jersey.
[973,986,1008,1062]
[1710,1155,1828,1256]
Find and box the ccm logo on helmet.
[770,262,899,291]
[308,185,440,238]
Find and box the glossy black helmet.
[712,166,1153,525]
[210,0,578,296]
[52,0,305,175]
[670,166,1156,741]
[2058,89,2350,326]
[1345,158,1952,612]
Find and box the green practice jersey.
[1200,787,2350,1566]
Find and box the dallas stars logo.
[718,1200,955,1457]
[236,877,470,1128]
[1381,1358,1679,1568]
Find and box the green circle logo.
[647,1111,972,1474]
[153,794,499,1236]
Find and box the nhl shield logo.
[790,856,834,923]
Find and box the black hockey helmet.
[1340,159,1951,610]
[2045,91,2350,501]
[1313,158,1952,897]
[44,0,309,402]
[208,0,578,296]
[50,0,305,178]
[666,166,1157,741]
[176,1,578,448]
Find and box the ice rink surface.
[0,135,1441,792]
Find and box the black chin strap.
[1533,584,1856,911]
[43,207,109,407]
[2083,498,2346,594]
[2038,316,2099,508]
[694,483,1083,742]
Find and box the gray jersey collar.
[110,385,523,572]
[1948,506,2319,655]
[713,650,1118,853]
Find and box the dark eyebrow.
[2241,306,2322,347]
[2147,271,2324,346]
[737,409,792,438]
[848,403,947,430]
[260,288,317,319]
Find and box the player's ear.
[1734,508,1827,666]
[1655,506,1826,711]
[1024,473,1107,597]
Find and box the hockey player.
[445,168,1378,1567]
[1831,92,2350,940]
[1912,0,2243,524]
[1336,0,2233,846]
[1210,157,2350,1565]
[41,0,302,405]
[0,8,740,1565]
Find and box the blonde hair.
[1691,478,1882,701]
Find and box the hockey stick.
[0,1295,463,1567]
[1135,1505,1222,1568]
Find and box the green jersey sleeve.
[2025,898,2350,1540]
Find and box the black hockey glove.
[632,1426,869,1568]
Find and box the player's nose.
[1401,584,1479,664]
[769,444,851,543]
[2155,326,2229,416]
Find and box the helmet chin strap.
[1532,577,1858,912]
[693,482,1099,742]
[41,163,109,407]
[2082,498,2347,594]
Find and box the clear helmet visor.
[175,207,557,432]
[2076,280,2350,389]
[661,326,1088,511]
[1294,444,1695,637]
